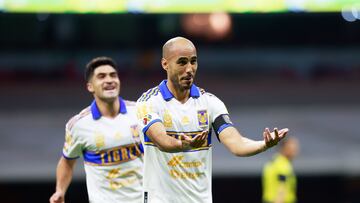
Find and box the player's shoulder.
[123,99,138,115]
[199,88,218,99]
[66,106,91,131]
[198,89,226,108]
[194,85,213,96]
[124,99,136,107]
[137,85,161,103]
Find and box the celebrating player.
[136,37,289,203]
[50,57,143,203]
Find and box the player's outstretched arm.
[49,157,77,203]
[219,126,288,157]
[146,122,208,153]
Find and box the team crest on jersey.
[143,114,152,125]
[197,110,208,128]
[163,110,173,128]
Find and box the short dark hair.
[85,56,118,82]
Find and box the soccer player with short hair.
[50,57,143,203]
[136,37,289,203]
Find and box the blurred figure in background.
[136,36,289,203]
[49,57,143,203]
[262,136,300,203]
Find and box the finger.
[193,134,204,145]
[280,128,289,133]
[280,130,288,139]
[191,132,205,147]
[274,127,279,140]
[265,128,272,140]
[182,134,192,142]
[264,129,271,142]
[265,128,271,138]
[200,131,208,140]
[278,128,289,138]
[263,130,269,143]
[192,133,202,141]
[196,139,206,147]
[194,131,207,141]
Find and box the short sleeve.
[207,93,233,137]
[136,99,162,135]
[207,93,230,123]
[62,124,82,159]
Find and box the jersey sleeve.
[207,93,233,136]
[62,122,83,159]
[207,93,229,122]
[136,98,162,135]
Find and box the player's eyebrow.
[176,55,197,61]
[176,57,189,61]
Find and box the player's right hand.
[49,191,65,203]
[180,131,208,150]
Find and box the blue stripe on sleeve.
[217,123,233,135]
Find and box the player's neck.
[166,81,190,104]
[95,97,120,118]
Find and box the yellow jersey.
[262,154,297,203]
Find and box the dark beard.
[171,77,191,92]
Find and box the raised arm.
[219,126,288,157]
[49,157,77,203]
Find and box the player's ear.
[161,58,168,71]
[87,82,94,93]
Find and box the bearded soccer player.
[136,37,289,203]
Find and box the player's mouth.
[181,75,193,82]
[103,85,116,91]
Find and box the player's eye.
[190,59,197,65]
[97,73,106,79]
[110,72,118,78]
[177,60,188,66]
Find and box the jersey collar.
[158,80,200,101]
[91,97,127,120]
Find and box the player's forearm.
[155,138,184,153]
[55,157,76,194]
[146,122,184,153]
[220,127,267,157]
[232,138,266,157]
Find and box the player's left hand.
[263,127,289,149]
